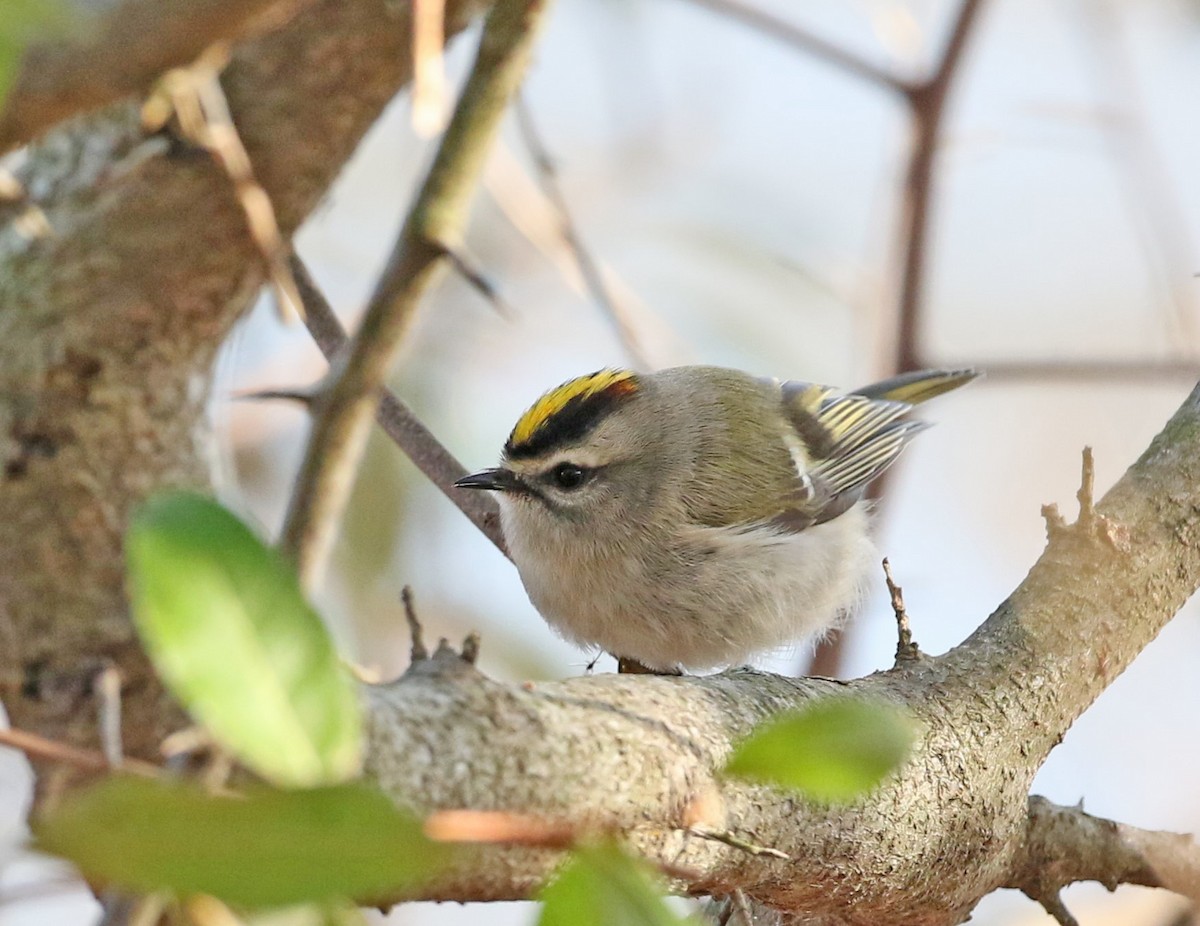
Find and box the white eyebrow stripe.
[511,448,611,475]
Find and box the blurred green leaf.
[0,0,76,106]
[126,491,361,787]
[724,698,914,803]
[538,843,694,926]
[34,777,447,909]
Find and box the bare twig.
[289,255,509,556]
[485,142,677,365]
[514,95,651,369]
[883,559,919,664]
[425,808,577,847]
[807,0,985,680]
[439,242,514,316]
[231,386,314,405]
[1077,447,1096,526]
[677,0,910,95]
[93,661,124,767]
[278,0,551,591]
[401,586,429,663]
[0,726,159,777]
[949,359,1200,382]
[424,809,702,882]
[143,43,303,320]
[412,0,451,137]
[1077,1,1200,348]
[890,0,986,373]
[688,825,790,860]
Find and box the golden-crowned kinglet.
[456,366,976,672]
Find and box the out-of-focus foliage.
[538,842,696,926]
[33,777,447,908]
[725,697,915,802]
[126,491,362,787]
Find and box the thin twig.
[883,558,919,664]
[440,243,514,316]
[142,43,303,320]
[93,661,124,767]
[732,890,754,925]
[1077,447,1095,526]
[891,0,986,372]
[0,726,160,777]
[678,0,910,95]
[412,0,451,137]
[401,586,429,662]
[231,386,314,405]
[1077,1,1200,348]
[484,141,677,363]
[974,359,1200,382]
[688,825,790,860]
[289,254,509,556]
[807,0,985,680]
[278,0,550,592]
[514,95,651,369]
[424,809,702,882]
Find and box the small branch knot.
[1043,448,1130,551]
[401,586,428,664]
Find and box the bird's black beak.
[454,467,523,493]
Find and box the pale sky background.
[4,0,1200,923]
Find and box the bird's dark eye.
[552,462,587,489]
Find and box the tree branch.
[0,0,318,153]
[361,379,1200,922]
[0,0,495,778]
[279,0,553,592]
[677,0,910,95]
[290,256,508,555]
[891,0,986,372]
[1008,796,1200,919]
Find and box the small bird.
[456,366,976,672]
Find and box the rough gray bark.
[360,385,1200,924]
[0,0,493,768]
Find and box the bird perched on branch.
[457,366,976,672]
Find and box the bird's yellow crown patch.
[506,369,639,457]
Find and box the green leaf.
[0,0,77,107]
[724,698,915,803]
[126,491,361,787]
[34,777,448,909]
[538,843,694,926]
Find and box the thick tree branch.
[0,0,318,153]
[0,0,494,775]
[361,380,1200,923]
[279,0,553,592]
[1007,796,1200,916]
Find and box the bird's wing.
[774,381,926,529]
